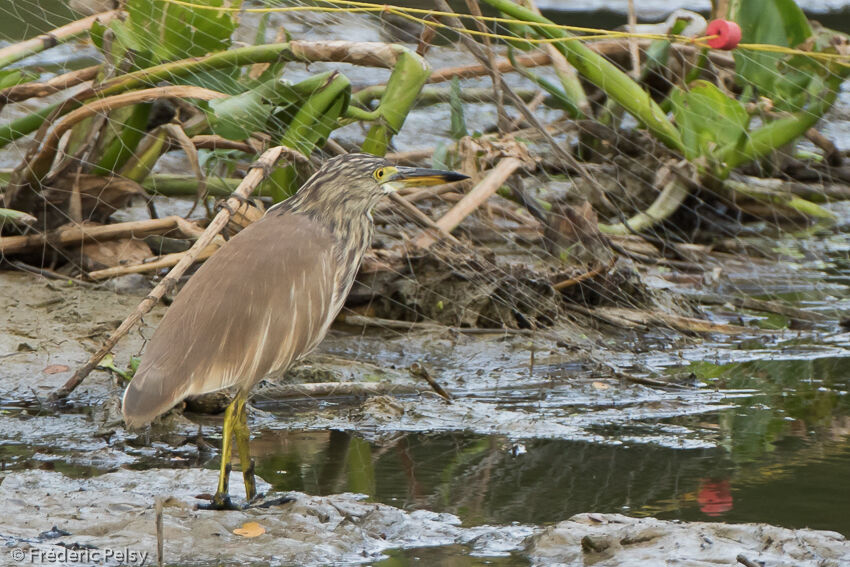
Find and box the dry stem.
[0,10,118,69]
[0,65,100,106]
[414,157,524,248]
[0,216,197,255]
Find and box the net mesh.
[0,0,847,418]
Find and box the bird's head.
[283,153,468,219]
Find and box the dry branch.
[697,294,830,324]
[190,135,263,154]
[570,304,761,335]
[0,65,100,105]
[425,40,733,86]
[553,258,615,291]
[388,191,460,245]
[258,381,423,400]
[0,10,118,69]
[163,124,206,216]
[86,243,222,281]
[414,157,524,248]
[0,216,198,255]
[49,146,290,401]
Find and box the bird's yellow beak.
[382,166,469,189]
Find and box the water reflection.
[250,355,850,536]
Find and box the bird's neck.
[271,197,376,300]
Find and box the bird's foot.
[197,492,241,511]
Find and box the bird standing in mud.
[121,154,467,509]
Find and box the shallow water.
[241,352,850,533]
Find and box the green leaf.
[730,0,813,110]
[432,142,450,170]
[671,80,749,161]
[449,77,468,140]
[94,0,242,76]
[0,69,37,90]
[0,207,37,226]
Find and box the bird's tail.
[121,368,185,429]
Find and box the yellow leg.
[233,394,257,502]
[209,398,237,510]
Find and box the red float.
[705,19,742,50]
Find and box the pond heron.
[122,154,467,508]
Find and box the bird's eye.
[373,167,386,181]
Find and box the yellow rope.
[157,0,850,64]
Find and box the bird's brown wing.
[122,212,339,428]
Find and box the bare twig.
[429,51,550,83]
[8,260,98,288]
[0,64,100,106]
[553,258,615,291]
[567,304,762,335]
[0,216,197,255]
[155,497,165,567]
[626,0,641,78]
[413,157,524,248]
[49,146,290,401]
[736,554,760,567]
[190,135,263,154]
[0,10,118,69]
[806,128,841,166]
[613,369,692,390]
[696,294,830,323]
[508,90,545,130]
[163,124,206,217]
[86,243,222,280]
[257,381,423,400]
[425,40,733,85]
[464,0,510,132]
[409,362,453,402]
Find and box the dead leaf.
[233,522,265,538]
[72,236,152,270]
[591,381,610,390]
[43,364,70,374]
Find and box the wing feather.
[122,213,339,427]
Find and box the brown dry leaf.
[591,381,610,390]
[233,522,266,538]
[44,175,147,224]
[43,364,70,374]
[72,236,152,271]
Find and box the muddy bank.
[529,513,850,566]
[0,469,534,566]
[2,469,848,566]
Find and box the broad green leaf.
[208,75,302,140]
[91,0,242,78]
[671,80,749,161]
[730,0,813,110]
